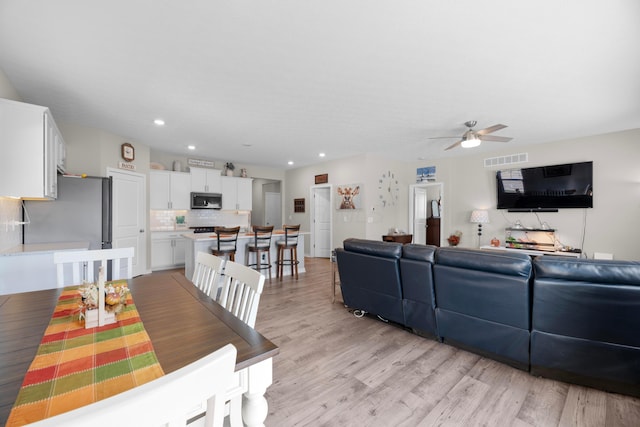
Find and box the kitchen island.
[0,241,90,295]
[183,231,306,279]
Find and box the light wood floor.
[254,257,640,427]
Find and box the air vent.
[484,153,528,168]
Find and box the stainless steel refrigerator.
[23,175,112,249]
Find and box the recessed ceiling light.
[242,143,252,147]
[154,119,165,126]
[288,161,294,165]
[187,145,196,150]
[319,153,326,157]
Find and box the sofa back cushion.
[434,248,532,329]
[336,239,404,323]
[532,257,640,347]
[400,244,437,335]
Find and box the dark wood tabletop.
[0,271,279,426]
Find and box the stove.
[190,226,218,234]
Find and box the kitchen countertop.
[182,230,309,241]
[0,241,90,256]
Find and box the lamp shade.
[461,136,481,148]
[470,209,489,224]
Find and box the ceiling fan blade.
[476,124,507,135]
[428,136,459,139]
[478,135,513,142]
[445,140,463,150]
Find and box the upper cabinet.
[150,170,191,210]
[0,98,66,199]
[221,176,252,210]
[190,167,222,193]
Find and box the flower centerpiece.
[79,279,129,328]
[224,162,235,176]
[447,230,462,246]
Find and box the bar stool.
[211,226,240,261]
[276,224,300,280]
[246,225,274,280]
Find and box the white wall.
[0,67,23,251]
[409,129,640,261]
[284,153,411,254]
[282,129,639,261]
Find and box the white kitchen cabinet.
[221,176,252,210]
[190,167,222,193]
[150,171,191,210]
[151,232,187,270]
[0,98,65,199]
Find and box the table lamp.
[470,209,490,248]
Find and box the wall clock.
[378,170,400,207]
[121,143,135,162]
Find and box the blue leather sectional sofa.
[335,238,640,397]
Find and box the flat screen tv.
[496,161,593,211]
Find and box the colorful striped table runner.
[6,283,165,426]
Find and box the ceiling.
[1,1,639,169]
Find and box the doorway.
[107,168,146,276]
[264,191,282,229]
[409,182,444,246]
[311,185,332,258]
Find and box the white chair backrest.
[53,247,134,286]
[217,261,265,328]
[192,252,224,297]
[28,344,237,427]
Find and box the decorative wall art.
[315,173,329,184]
[416,166,436,183]
[336,184,362,210]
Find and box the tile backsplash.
[150,210,251,232]
[0,197,22,251]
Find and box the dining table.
[0,271,279,427]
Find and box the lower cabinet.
[151,232,186,270]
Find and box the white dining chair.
[215,260,266,427]
[192,251,224,297]
[27,344,237,427]
[216,260,266,329]
[53,247,134,286]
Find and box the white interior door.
[413,187,428,245]
[311,186,331,258]
[108,168,146,277]
[264,192,282,229]
[409,182,444,247]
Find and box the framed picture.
[416,166,436,183]
[315,174,328,184]
[294,198,305,213]
[336,184,362,210]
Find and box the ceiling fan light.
[461,136,481,148]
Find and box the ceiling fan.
[430,121,513,151]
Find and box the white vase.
[226,169,234,176]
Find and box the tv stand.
[507,208,558,213]
[480,245,581,258]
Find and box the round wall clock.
[121,143,135,162]
[378,170,400,207]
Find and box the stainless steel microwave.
[191,192,222,209]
